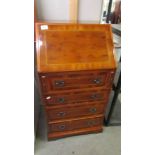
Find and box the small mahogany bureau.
[35,23,117,140]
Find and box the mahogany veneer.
[35,23,116,140]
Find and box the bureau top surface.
[35,23,117,73]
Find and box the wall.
[37,0,70,21]
[78,0,103,23]
[37,0,104,23]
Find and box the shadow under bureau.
[35,23,117,140]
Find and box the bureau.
[35,23,117,140]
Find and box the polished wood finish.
[35,23,116,139]
[35,23,116,73]
[48,126,103,140]
[48,115,103,133]
[46,103,105,121]
[43,88,109,106]
[48,115,103,140]
[39,70,114,93]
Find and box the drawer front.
[48,116,103,133]
[39,70,115,94]
[43,89,109,106]
[46,103,105,121]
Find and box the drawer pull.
[89,108,97,113]
[91,94,101,100]
[57,112,66,117]
[46,96,51,100]
[55,80,65,87]
[87,120,96,126]
[58,97,65,103]
[59,125,66,130]
[93,79,102,84]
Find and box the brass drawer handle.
[89,108,97,113]
[41,75,46,78]
[87,120,96,126]
[46,96,51,100]
[59,124,66,130]
[58,97,65,103]
[57,112,66,117]
[55,80,65,87]
[93,79,102,84]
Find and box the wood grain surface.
[35,23,116,72]
[46,103,105,121]
[36,23,116,139]
[39,69,115,93]
[43,89,109,106]
[47,115,103,140]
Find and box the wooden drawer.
[39,70,115,94]
[43,89,109,106]
[46,103,105,121]
[48,116,103,133]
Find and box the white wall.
[37,0,103,23]
[37,0,70,21]
[78,0,103,23]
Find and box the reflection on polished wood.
[35,23,116,73]
[35,23,117,140]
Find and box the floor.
[35,107,121,155]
